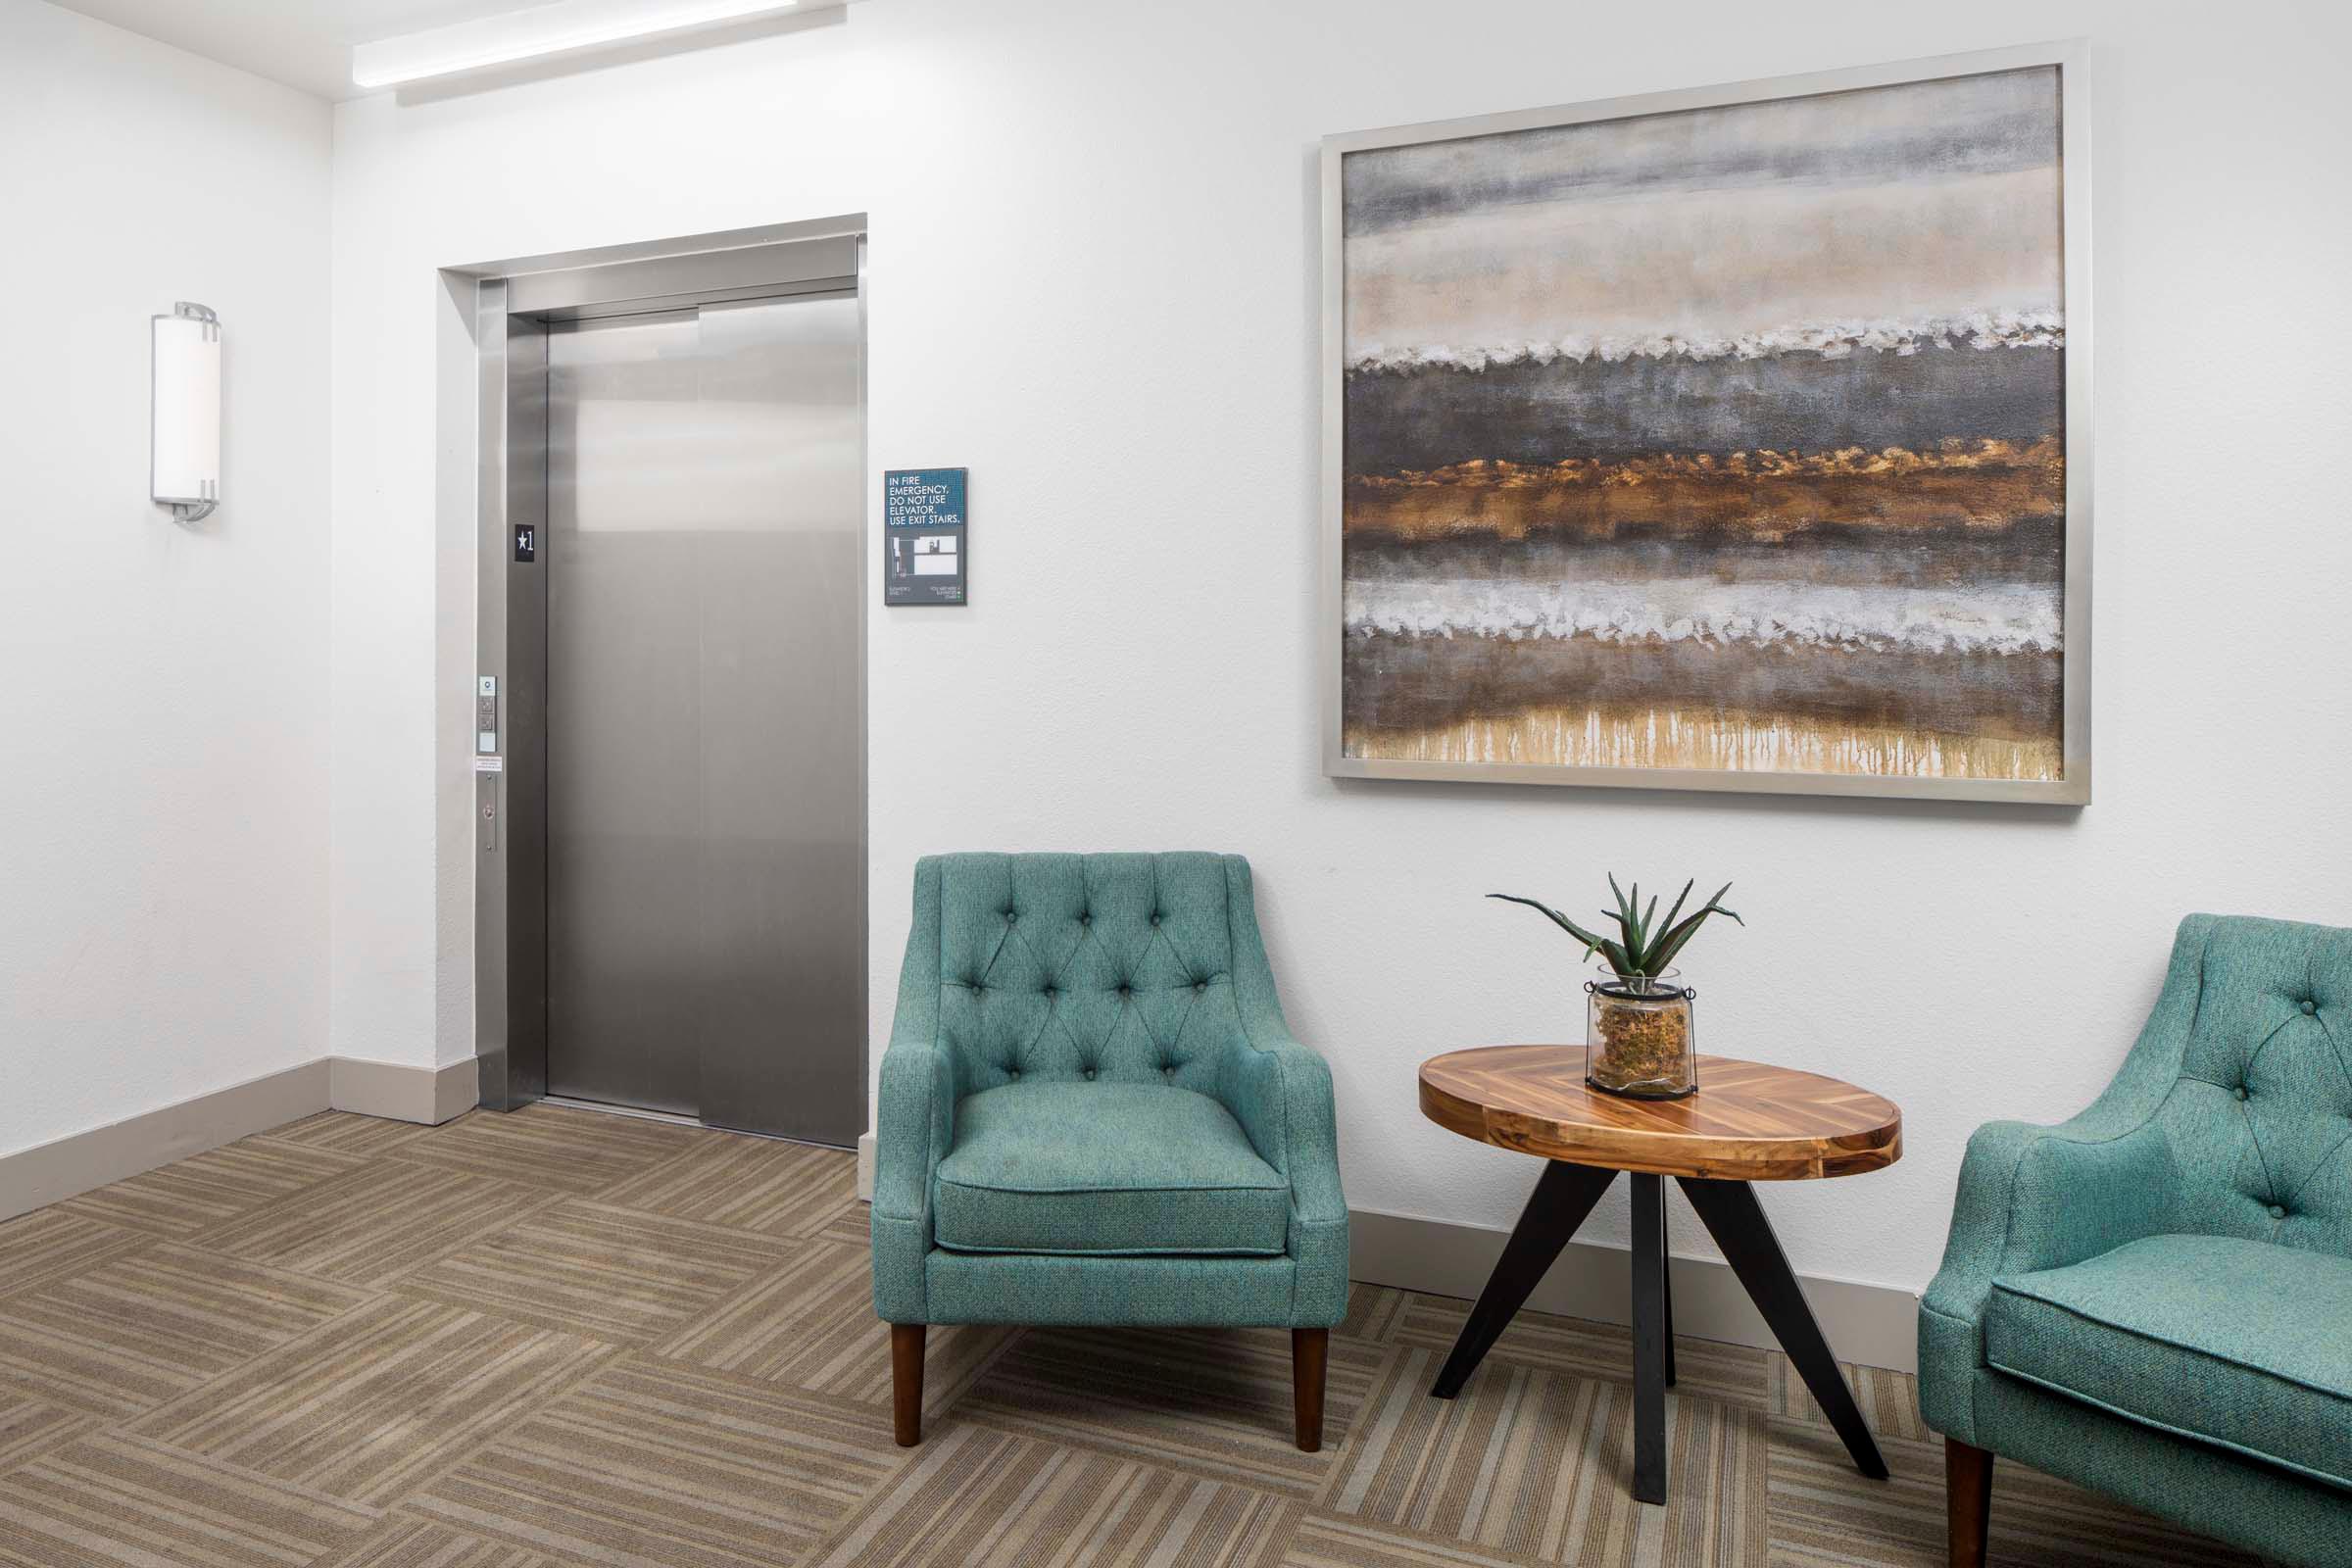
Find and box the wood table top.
[1419,1045,1901,1181]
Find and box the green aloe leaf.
[1656,878,1694,942]
[1497,877,1737,982]
[1649,884,1742,972]
[1488,893,1609,963]
[1658,882,1737,946]
[1608,873,1635,937]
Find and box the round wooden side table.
[1419,1046,1902,1506]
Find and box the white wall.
[0,0,332,1154]
[328,0,2352,1294]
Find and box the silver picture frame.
[1319,39,2091,804]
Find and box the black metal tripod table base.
[1428,1161,1889,1506]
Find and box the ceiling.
[49,0,580,100]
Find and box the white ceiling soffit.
[353,0,857,91]
[43,0,852,102]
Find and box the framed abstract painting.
[1321,42,2090,802]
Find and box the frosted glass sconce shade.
[153,302,220,523]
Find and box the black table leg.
[1629,1173,1669,1504]
[1659,1196,1676,1388]
[1678,1177,1888,1481]
[1430,1160,1618,1398]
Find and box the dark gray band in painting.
[1344,343,2062,473]
[1342,68,2064,236]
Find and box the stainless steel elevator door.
[543,292,863,1145]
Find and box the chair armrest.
[1220,1034,1346,1225]
[870,1030,956,1323]
[1214,854,1348,1325]
[1918,1116,2176,1443]
[1219,1030,1349,1327]
[1919,914,2217,1445]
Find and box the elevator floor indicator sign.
[884,467,967,606]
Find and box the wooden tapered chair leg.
[1293,1327,1328,1452]
[891,1324,926,1447]
[1945,1437,1993,1568]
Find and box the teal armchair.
[1922,914,2352,1567]
[871,852,1348,1449]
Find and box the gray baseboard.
[850,1133,1916,1373]
[1348,1207,1918,1375]
[329,1056,478,1125]
[0,1060,328,1224]
[1,1055,478,1225]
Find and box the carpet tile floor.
[0,1104,2269,1566]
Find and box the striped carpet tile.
[1392,1293,1767,1410]
[811,1205,874,1248]
[0,1396,91,1477]
[129,1295,615,1508]
[654,1239,1019,1416]
[955,1323,1382,1499]
[1337,1285,1415,1344]
[314,1514,567,1568]
[193,1162,549,1289]
[388,1105,701,1196]
[596,1131,862,1238]
[1281,1512,1563,1567]
[0,1429,377,1568]
[411,1356,905,1568]
[395,1200,792,1345]
[1763,1418,2262,1568]
[1973,1458,2268,1568]
[0,1209,146,1303]
[1767,1352,1930,1444]
[259,1112,433,1158]
[656,1237,871,1380]
[0,1121,2278,1568]
[1322,1347,1767,1566]
[0,1244,371,1419]
[808,1422,1298,1568]
[61,1139,364,1238]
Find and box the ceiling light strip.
[351,0,828,90]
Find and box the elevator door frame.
[470,222,869,1144]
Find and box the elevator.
[470,228,866,1148]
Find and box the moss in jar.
[1593,997,1692,1090]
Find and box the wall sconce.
[152,302,220,523]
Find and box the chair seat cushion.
[1986,1234,2352,1492]
[934,1082,1289,1256]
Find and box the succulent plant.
[1489,875,1741,981]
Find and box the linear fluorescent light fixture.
[152,302,220,524]
[352,0,807,89]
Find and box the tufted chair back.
[925,852,1258,1098]
[2145,915,2352,1256]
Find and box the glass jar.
[1585,972,1697,1099]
